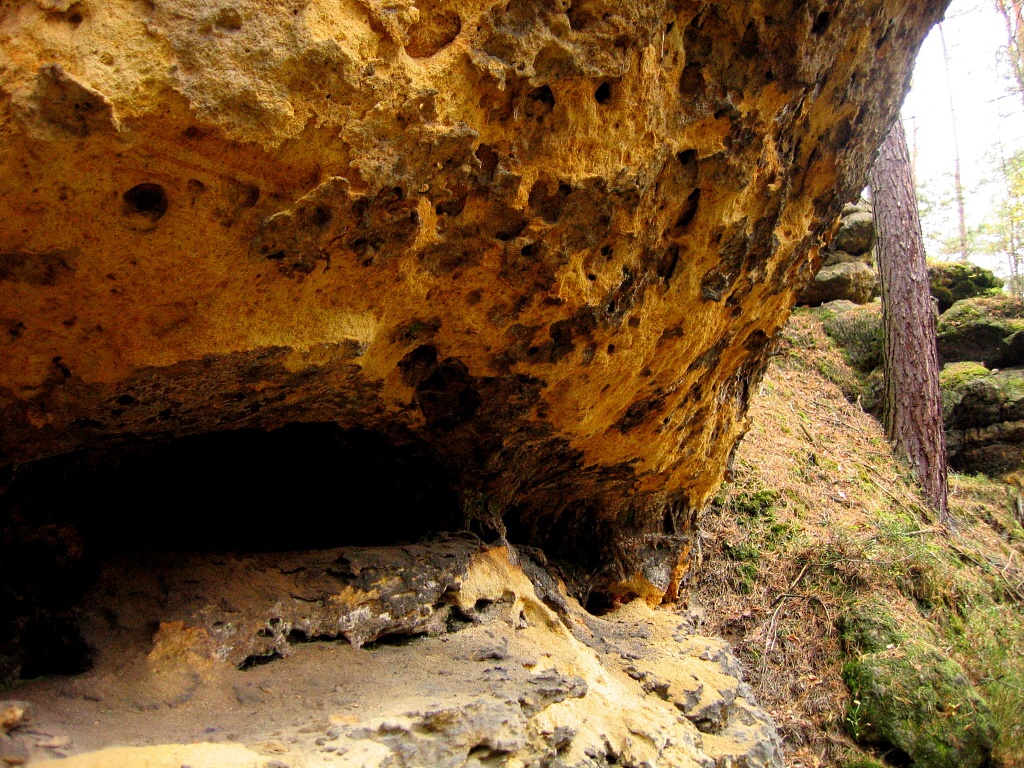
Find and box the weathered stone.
[0,1,948,617]
[800,202,880,305]
[833,210,876,256]
[798,261,878,306]
[0,702,29,735]
[823,248,869,267]
[13,541,783,768]
[937,296,1024,368]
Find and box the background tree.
[975,146,1024,295]
[996,0,1024,97]
[870,118,951,525]
[939,23,970,260]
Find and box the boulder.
[798,260,879,305]
[936,295,1024,368]
[843,640,997,768]
[0,0,950,648]
[833,210,876,256]
[823,248,869,267]
[799,202,880,306]
[929,262,1004,313]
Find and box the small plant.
[732,489,780,518]
[845,697,865,742]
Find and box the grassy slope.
[692,309,1024,768]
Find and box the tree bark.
[870,119,950,524]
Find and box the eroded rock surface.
[9,541,782,768]
[0,2,947,600]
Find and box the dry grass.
[689,309,1024,768]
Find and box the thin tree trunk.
[997,138,1024,298]
[870,119,951,525]
[938,23,968,261]
[997,0,1024,102]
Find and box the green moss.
[838,753,888,768]
[939,361,990,389]
[929,262,1004,313]
[843,641,998,768]
[723,541,760,562]
[732,489,780,518]
[840,600,904,654]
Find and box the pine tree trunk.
[869,119,950,524]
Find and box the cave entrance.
[7,422,461,553]
[0,422,462,682]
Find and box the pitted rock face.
[0,0,947,598]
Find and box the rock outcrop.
[798,201,879,305]
[0,0,950,605]
[942,362,1024,476]
[6,539,783,768]
[929,262,1004,313]
[819,296,1024,476]
[937,295,1024,369]
[0,2,952,711]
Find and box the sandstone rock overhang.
[0,0,948,601]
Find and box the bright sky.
[903,0,1024,274]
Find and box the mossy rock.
[928,262,1004,313]
[936,295,1024,368]
[843,640,997,768]
[941,364,1024,429]
[838,756,887,768]
[839,600,904,655]
[942,365,1024,475]
[819,301,883,374]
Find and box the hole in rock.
[594,82,612,104]
[362,632,428,650]
[237,651,283,670]
[811,11,831,36]
[527,85,555,110]
[1,423,462,681]
[122,183,168,221]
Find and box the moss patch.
[843,640,997,768]
[839,599,904,655]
